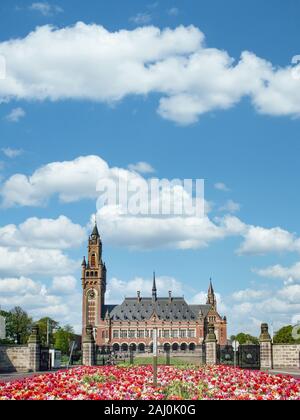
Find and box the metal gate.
[239,345,260,369]
[218,344,260,369]
[40,347,50,371]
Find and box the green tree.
[54,325,75,355]
[235,333,259,345]
[3,307,32,344]
[274,325,300,344]
[36,317,59,347]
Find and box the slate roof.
[105,298,212,322]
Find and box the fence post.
[259,323,273,371]
[166,349,171,366]
[28,325,41,372]
[205,324,218,365]
[82,325,96,366]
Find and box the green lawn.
[118,357,196,367]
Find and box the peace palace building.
[82,224,228,352]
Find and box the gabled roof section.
[108,297,200,322]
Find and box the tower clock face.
[87,289,96,301]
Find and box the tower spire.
[91,216,100,238]
[207,278,216,310]
[152,271,157,302]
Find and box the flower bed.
[0,365,299,400]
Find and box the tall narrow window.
[91,254,96,267]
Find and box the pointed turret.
[81,256,87,267]
[207,278,217,310]
[91,221,100,239]
[152,272,157,302]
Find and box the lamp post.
[153,327,158,386]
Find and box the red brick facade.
[82,225,227,351]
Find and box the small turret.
[82,256,87,267]
[152,272,157,302]
[207,278,217,310]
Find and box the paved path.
[0,369,70,383]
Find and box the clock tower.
[81,222,107,340]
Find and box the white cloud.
[0,216,86,249]
[167,8,179,16]
[1,148,23,158]
[232,289,267,301]
[128,161,155,174]
[29,2,63,16]
[0,246,77,277]
[219,200,240,214]
[0,23,300,124]
[96,208,245,250]
[0,275,81,331]
[106,275,184,303]
[51,275,77,294]
[238,226,300,255]
[0,276,41,294]
[1,155,111,207]
[255,261,300,281]
[214,182,230,192]
[130,13,152,25]
[4,108,25,123]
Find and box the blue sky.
[0,0,300,335]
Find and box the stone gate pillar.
[205,324,218,365]
[82,325,96,366]
[28,325,41,372]
[259,323,273,371]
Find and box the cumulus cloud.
[232,289,267,301]
[4,108,25,123]
[226,283,300,335]
[0,216,86,249]
[1,148,23,158]
[128,161,155,174]
[255,261,300,281]
[0,23,300,124]
[214,182,230,192]
[1,155,111,207]
[96,208,245,250]
[0,275,81,331]
[51,275,77,294]
[0,276,41,294]
[238,226,300,255]
[106,275,184,303]
[130,13,152,25]
[29,2,63,16]
[0,246,77,277]
[219,200,240,214]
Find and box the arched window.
[189,343,196,352]
[121,343,128,352]
[113,344,120,352]
[180,343,187,352]
[138,343,145,353]
[164,343,171,352]
[129,343,137,352]
[86,272,90,277]
[91,254,96,267]
[172,343,179,352]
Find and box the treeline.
[0,306,77,355]
[231,326,300,345]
